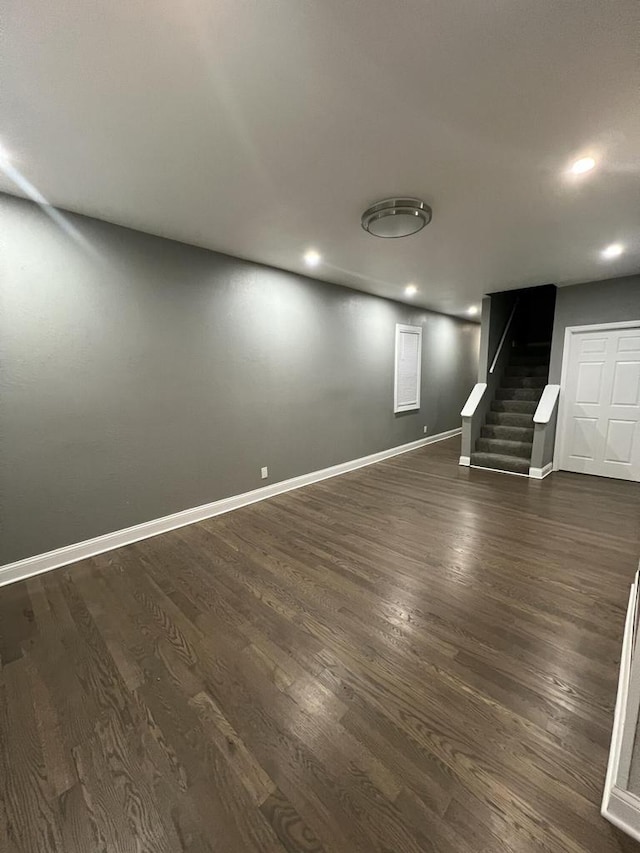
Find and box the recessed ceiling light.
[304,250,321,267]
[467,305,479,316]
[570,156,596,175]
[362,198,432,238]
[405,284,418,297]
[601,243,624,259]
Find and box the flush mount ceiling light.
[361,198,432,238]
[404,284,418,297]
[304,249,321,267]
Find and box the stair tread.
[501,377,546,388]
[477,437,533,455]
[482,425,534,442]
[471,451,531,474]
[486,411,534,426]
[496,388,543,401]
[506,366,549,377]
[472,451,531,462]
[491,400,538,413]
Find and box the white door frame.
[553,320,640,472]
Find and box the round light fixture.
[404,284,418,297]
[361,198,432,238]
[467,305,479,316]
[601,243,624,259]
[304,249,321,267]
[570,156,596,175]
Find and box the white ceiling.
[3,0,640,316]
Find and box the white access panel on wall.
[558,324,640,481]
[394,324,422,413]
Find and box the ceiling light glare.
[405,284,418,296]
[570,157,596,175]
[304,250,321,267]
[601,243,624,259]
[467,305,479,316]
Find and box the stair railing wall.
[529,384,560,478]
[459,383,486,465]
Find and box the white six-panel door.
[559,325,640,481]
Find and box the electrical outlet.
[261,466,269,479]
[423,425,428,434]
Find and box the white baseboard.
[529,462,553,479]
[0,427,461,588]
[604,786,640,843]
[459,455,471,466]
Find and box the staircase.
[471,344,550,474]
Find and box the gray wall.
[0,194,479,564]
[550,274,640,382]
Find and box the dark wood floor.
[2,437,640,852]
